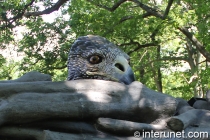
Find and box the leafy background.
[0,0,210,99]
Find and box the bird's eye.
[88,55,102,64]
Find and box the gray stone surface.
[0,71,52,83]
[0,71,210,140]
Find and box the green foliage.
[17,15,73,80]
[0,0,210,99]
[0,59,20,80]
[162,72,193,100]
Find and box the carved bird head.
[67,35,135,85]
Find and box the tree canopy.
[0,0,210,99]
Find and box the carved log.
[97,117,167,135]
[167,109,210,131]
[0,80,177,125]
[175,98,194,115]
[193,100,210,111]
[2,71,210,139]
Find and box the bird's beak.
[113,56,135,85]
[118,66,135,85]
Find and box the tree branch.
[198,59,207,65]
[103,12,152,36]
[178,27,210,62]
[50,65,66,70]
[128,43,157,55]
[163,0,174,19]
[128,0,210,62]
[86,0,127,12]
[120,41,157,55]
[138,56,189,69]
[130,0,174,20]
[0,0,35,29]
[24,0,69,17]
[118,15,134,23]
[130,0,164,19]
[119,12,152,23]
[160,56,189,62]
[181,74,198,84]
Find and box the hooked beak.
[113,56,135,85]
[118,66,135,85]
